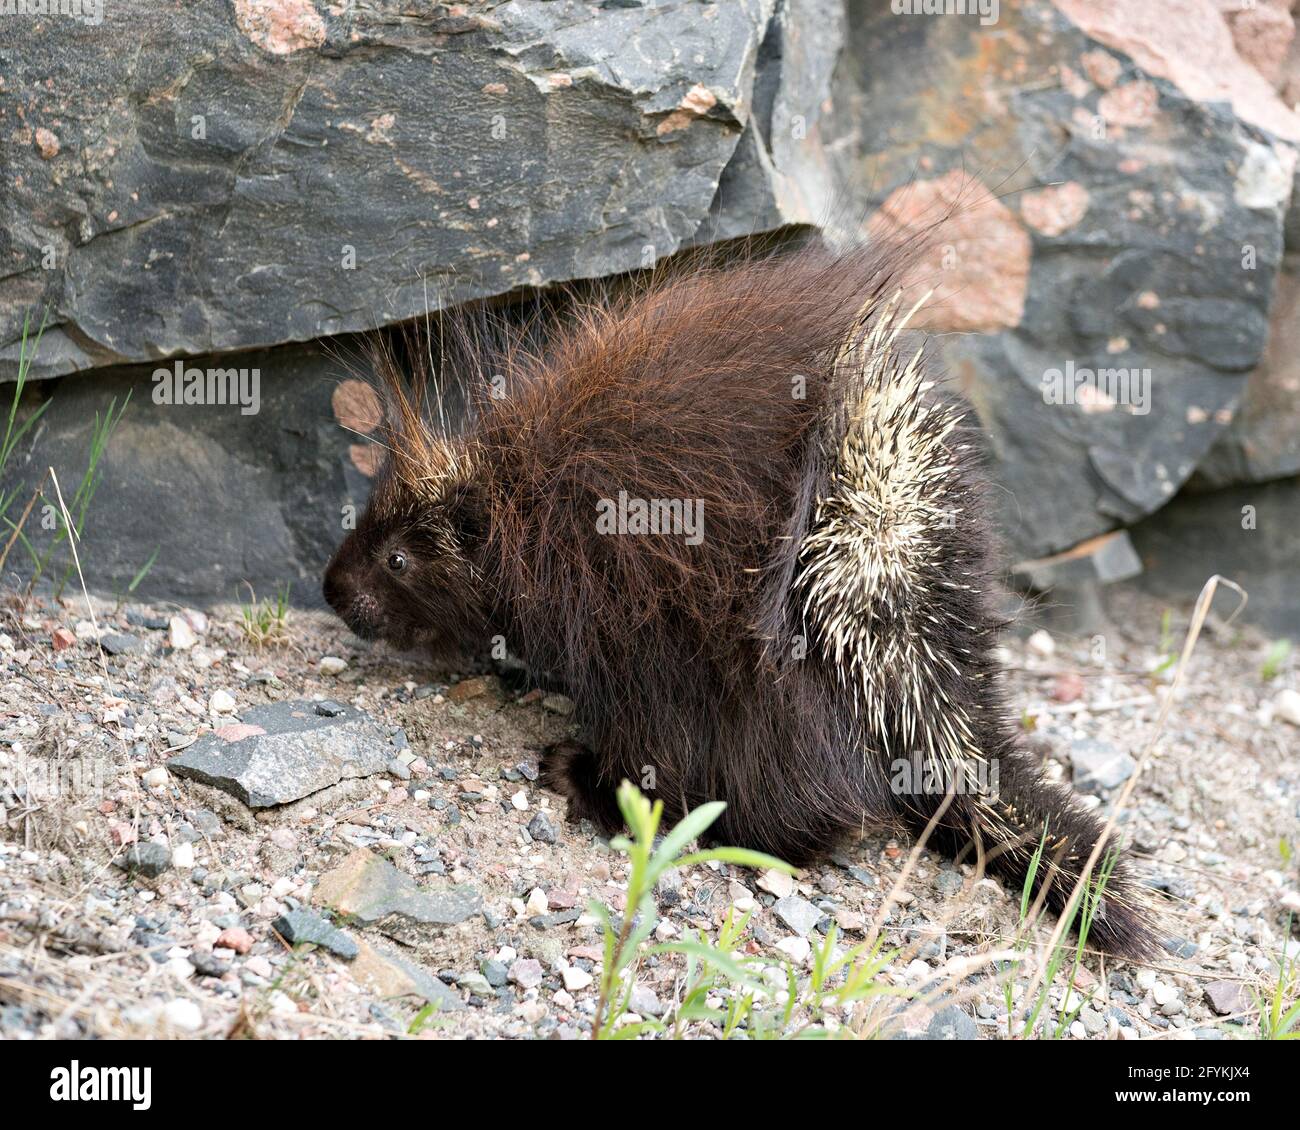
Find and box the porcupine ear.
[444,477,491,552]
[366,328,462,505]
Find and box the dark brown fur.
[323,242,1158,957]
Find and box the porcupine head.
[322,354,492,659]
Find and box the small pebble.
[562,966,593,992]
[509,958,544,989]
[527,811,557,844]
[1026,629,1055,658]
[1272,688,1300,727]
[775,936,811,963]
[215,927,254,954]
[168,616,197,650]
[209,689,237,713]
[160,999,203,1032]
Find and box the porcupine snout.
[321,561,381,640]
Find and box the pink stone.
[34,128,59,159]
[1052,673,1086,704]
[232,0,326,56]
[215,927,254,954]
[1052,0,1300,141]
[869,170,1031,333]
[214,723,266,743]
[1020,182,1091,237]
[1098,80,1159,129]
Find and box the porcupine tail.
[795,288,1158,958]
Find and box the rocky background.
[1,0,1298,632]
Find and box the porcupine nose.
[347,592,381,638]
[322,564,376,638]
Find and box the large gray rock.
[2,0,820,380]
[166,701,396,807]
[1131,475,1300,637]
[0,340,363,603]
[825,0,1298,560]
[1198,255,1300,488]
[691,0,844,244]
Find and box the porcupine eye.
[387,552,408,575]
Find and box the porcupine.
[322,241,1156,957]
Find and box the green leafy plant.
[662,910,900,1040]
[1261,639,1292,682]
[588,782,909,1040]
[238,581,291,646]
[1256,917,1299,1041]
[406,1002,450,1035]
[1,312,52,521]
[588,781,793,1039]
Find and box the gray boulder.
[2,0,830,380]
[824,0,1297,561]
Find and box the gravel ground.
[1,583,1297,1040]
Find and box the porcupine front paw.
[539,739,623,835]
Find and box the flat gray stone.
[1069,739,1137,795]
[927,1004,980,1041]
[99,632,152,657]
[352,940,465,1012]
[1012,530,1143,591]
[772,894,821,938]
[314,848,483,946]
[273,908,359,960]
[527,811,558,844]
[166,701,394,808]
[1203,980,1252,1017]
